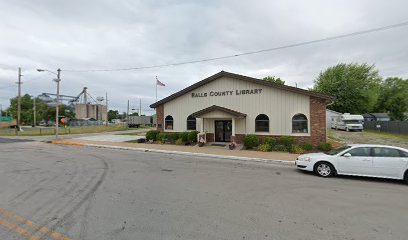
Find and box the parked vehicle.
[127,116,152,128]
[295,144,408,183]
[331,113,364,131]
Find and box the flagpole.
[155,76,158,128]
[156,76,158,103]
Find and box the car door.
[337,147,374,176]
[371,147,408,179]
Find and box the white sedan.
[295,144,408,183]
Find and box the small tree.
[313,63,382,114]
[263,76,285,85]
[107,110,119,121]
[375,77,408,121]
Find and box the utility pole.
[16,68,23,134]
[139,98,142,116]
[126,100,129,122]
[0,104,2,118]
[33,97,36,127]
[105,92,108,127]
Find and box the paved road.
[0,142,407,240]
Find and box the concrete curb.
[82,143,295,166]
[51,141,85,147]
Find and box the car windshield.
[344,120,361,124]
[324,145,352,155]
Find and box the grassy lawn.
[327,128,408,149]
[364,130,408,142]
[0,125,128,136]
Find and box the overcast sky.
[1,0,408,114]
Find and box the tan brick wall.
[206,133,215,142]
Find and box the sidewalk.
[52,139,299,163]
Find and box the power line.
[63,20,408,73]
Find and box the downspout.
[325,99,335,142]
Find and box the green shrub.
[180,132,189,142]
[301,143,314,151]
[263,137,277,147]
[291,145,305,154]
[136,138,145,143]
[317,143,332,151]
[277,136,295,148]
[145,130,160,141]
[188,130,199,143]
[258,143,272,152]
[156,133,165,142]
[175,138,184,145]
[167,133,179,143]
[272,144,287,152]
[244,134,259,149]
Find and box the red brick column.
[156,104,164,132]
[309,96,327,145]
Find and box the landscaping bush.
[291,145,305,154]
[188,130,199,143]
[175,138,184,145]
[317,143,332,151]
[301,143,314,151]
[263,137,277,148]
[244,134,259,149]
[156,133,165,142]
[180,132,189,142]
[258,143,272,152]
[167,133,179,143]
[136,138,145,143]
[145,130,160,141]
[272,144,287,152]
[277,136,295,148]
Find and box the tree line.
[313,63,408,120]
[1,94,74,125]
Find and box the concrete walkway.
[52,139,299,162]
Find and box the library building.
[150,71,334,145]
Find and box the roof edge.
[150,71,334,108]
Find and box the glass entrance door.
[215,120,232,142]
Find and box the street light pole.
[37,68,61,139]
[55,69,61,139]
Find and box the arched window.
[186,115,196,130]
[292,114,308,133]
[165,115,174,130]
[255,114,269,132]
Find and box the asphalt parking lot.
[0,141,407,240]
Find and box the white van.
[331,113,364,132]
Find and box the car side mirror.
[343,153,351,157]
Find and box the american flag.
[156,77,165,86]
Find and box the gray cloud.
[1,0,408,113]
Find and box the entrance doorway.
[215,120,232,142]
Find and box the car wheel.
[404,171,408,184]
[314,162,335,178]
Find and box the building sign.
[191,89,263,98]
